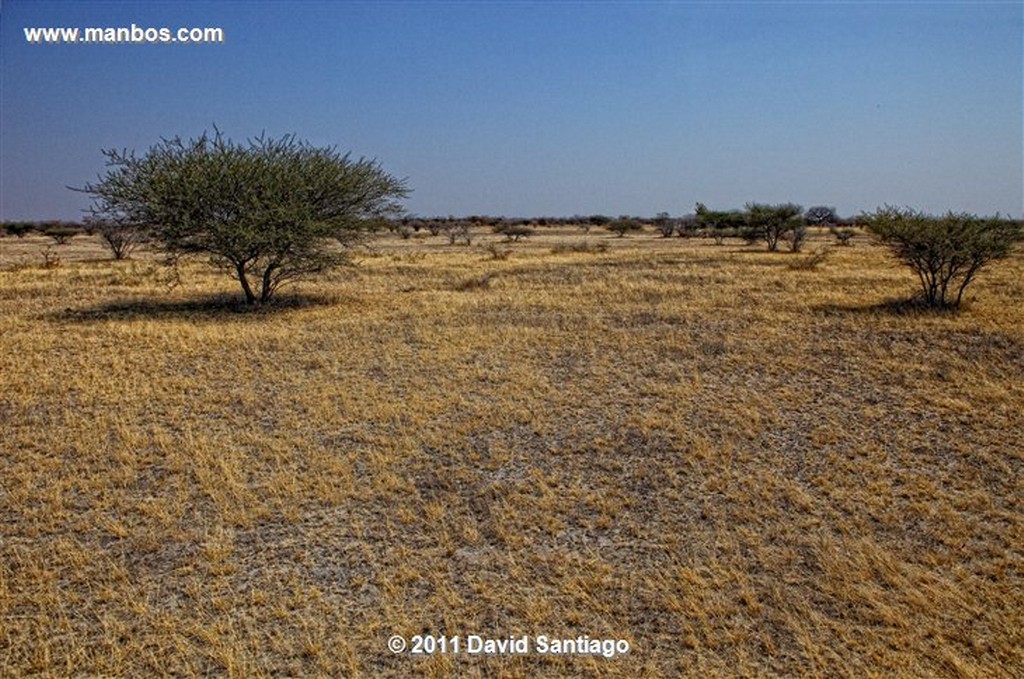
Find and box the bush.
[444,222,472,245]
[653,212,676,238]
[3,221,36,238]
[830,225,857,246]
[493,223,534,242]
[39,221,82,245]
[804,205,838,227]
[86,217,147,260]
[865,206,1024,310]
[675,214,699,238]
[694,203,745,243]
[782,223,809,252]
[744,203,803,252]
[485,243,511,260]
[606,218,642,238]
[709,227,737,245]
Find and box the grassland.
[1,228,1022,677]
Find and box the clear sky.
[1,0,1021,221]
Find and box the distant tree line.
[8,184,1021,311]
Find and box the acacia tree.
[804,205,838,227]
[865,206,1023,309]
[744,202,803,251]
[78,130,408,304]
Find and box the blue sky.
[1,0,1021,220]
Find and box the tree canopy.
[78,130,408,303]
[865,206,1023,309]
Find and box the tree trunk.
[235,262,257,304]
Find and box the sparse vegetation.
[865,206,1024,309]
[1,216,1021,678]
[606,217,642,237]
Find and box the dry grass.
[1,229,1022,677]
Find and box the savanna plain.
[1,227,1021,677]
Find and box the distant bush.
[485,243,511,260]
[694,203,745,244]
[830,225,857,246]
[2,221,36,238]
[865,206,1024,310]
[744,203,803,252]
[86,217,147,260]
[782,223,809,252]
[675,214,699,238]
[607,217,642,238]
[804,205,838,227]
[583,215,610,233]
[41,247,61,269]
[444,222,472,245]
[493,223,534,242]
[653,212,676,238]
[39,222,82,245]
[710,228,737,245]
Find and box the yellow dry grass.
[1,228,1022,677]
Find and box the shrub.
[86,217,147,260]
[782,223,809,252]
[485,243,511,260]
[41,247,61,269]
[744,203,803,252]
[584,215,610,233]
[607,217,642,238]
[3,221,36,238]
[830,225,857,246]
[444,222,472,245]
[694,203,745,243]
[653,212,676,238]
[710,227,737,245]
[493,223,534,242]
[675,214,699,237]
[804,205,838,227]
[40,221,82,245]
[865,206,1024,310]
